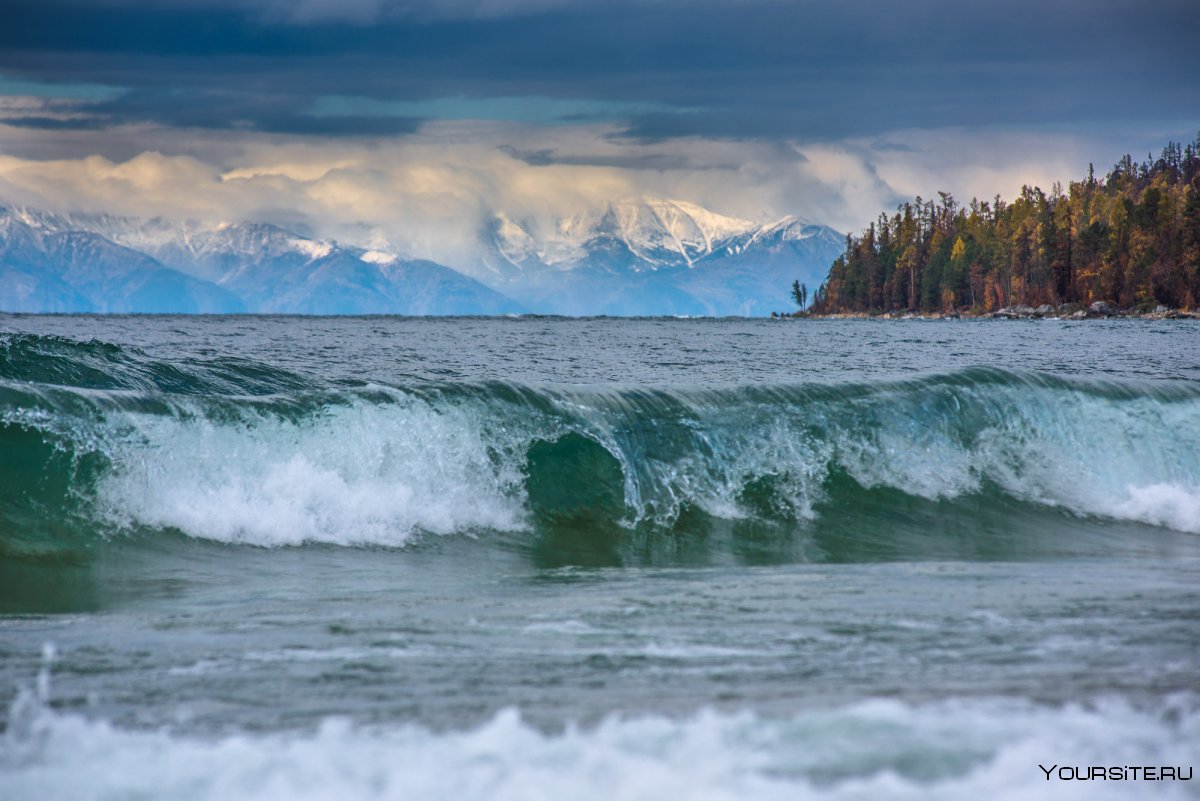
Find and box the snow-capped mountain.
[547,199,757,271]
[0,208,522,315]
[672,216,846,316]
[0,209,243,313]
[0,198,844,316]
[477,198,845,315]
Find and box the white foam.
[804,380,1200,535]
[95,396,530,546]
[3,692,1197,801]
[551,379,1200,535]
[61,376,1200,543]
[1108,483,1200,533]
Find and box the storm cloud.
[2,0,1196,138]
[0,0,1195,258]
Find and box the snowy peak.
[166,222,330,262]
[754,215,814,242]
[3,196,847,316]
[476,212,543,281]
[360,250,398,266]
[0,211,347,282]
[0,205,75,232]
[711,215,844,258]
[550,198,756,269]
[475,198,845,293]
[0,206,245,313]
[468,197,846,315]
[0,203,521,315]
[653,199,758,245]
[492,212,540,266]
[285,236,333,261]
[527,199,843,275]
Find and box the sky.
[0,0,1197,265]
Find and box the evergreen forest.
[809,135,1200,314]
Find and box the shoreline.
[774,301,1199,321]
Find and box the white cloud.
[0,119,1175,270]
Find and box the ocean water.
[1,314,1198,800]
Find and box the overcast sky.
[0,0,1196,263]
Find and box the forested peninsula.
[803,136,1200,318]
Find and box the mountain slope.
[680,217,849,315]
[0,211,523,316]
[549,199,757,271]
[0,199,842,316]
[477,200,845,315]
[0,210,244,313]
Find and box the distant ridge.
[0,199,845,316]
[0,208,522,315]
[477,198,845,315]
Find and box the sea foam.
[94,393,533,546]
[6,368,1200,547]
[3,685,1197,801]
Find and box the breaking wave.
[4,661,1198,801]
[2,333,1200,558]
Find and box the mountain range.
[475,199,845,315]
[0,200,844,316]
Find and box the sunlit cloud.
[4,117,1180,277]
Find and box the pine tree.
[791,280,807,309]
[809,134,1200,313]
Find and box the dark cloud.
[0,116,110,131]
[88,89,426,136]
[498,145,695,171]
[8,0,575,26]
[0,0,1196,140]
[2,85,424,136]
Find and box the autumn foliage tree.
[811,136,1200,313]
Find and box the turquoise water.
[2,315,1199,800]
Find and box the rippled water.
[2,314,1198,800]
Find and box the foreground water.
[1,315,1198,800]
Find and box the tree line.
[806,135,1200,314]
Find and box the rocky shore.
[774,302,1199,321]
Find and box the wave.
[3,333,1200,558]
[4,664,1198,801]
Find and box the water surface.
[2,315,1198,800]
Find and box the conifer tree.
[809,135,1200,314]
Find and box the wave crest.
[2,345,1199,552]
